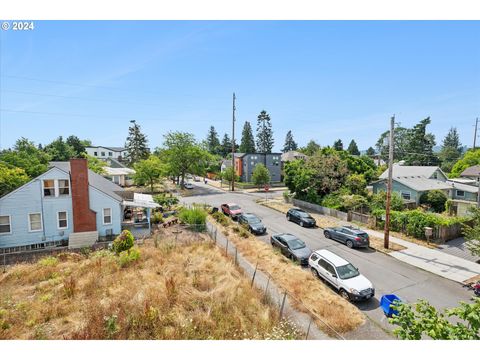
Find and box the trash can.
[380,294,402,317]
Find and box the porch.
[121,193,161,238]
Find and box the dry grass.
[209,215,365,334]
[258,198,407,253]
[0,232,301,340]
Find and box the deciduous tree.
[0,138,51,177]
[44,136,76,161]
[449,149,480,178]
[0,163,29,197]
[252,163,271,188]
[463,207,480,257]
[133,155,165,193]
[300,140,321,156]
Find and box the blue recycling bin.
[380,294,402,317]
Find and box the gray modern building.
[234,153,282,183]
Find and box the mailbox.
[424,227,433,238]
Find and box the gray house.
[233,153,282,183]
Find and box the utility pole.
[474,117,478,150]
[384,115,395,249]
[231,92,236,192]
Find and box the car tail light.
[355,237,361,241]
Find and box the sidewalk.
[363,228,480,283]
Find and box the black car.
[270,233,312,265]
[238,213,267,235]
[323,226,370,248]
[286,208,316,228]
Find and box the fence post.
[279,291,287,319]
[225,238,229,256]
[251,263,258,287]
[234,248,238,266]
[305,317,313,340]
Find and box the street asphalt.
[180,182,476,336]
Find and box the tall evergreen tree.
[404,117,438,166]
[256,110,274,154]
[282,130,298,152]
[347,139,360,155]
[220,133,232,158]
[239,121,256,153]
[439,127,463,173]
[333,139,344,151]
[206,126,221,155]
[366,147,376,156]
[125,120,150,165]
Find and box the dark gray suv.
[323,226,370,248]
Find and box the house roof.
[104,167,136,176]
[281,150,307,162]
[446,181,478,194]
[379,164,445,179]
[374,176,452,192]
[86,146,126,152]
[49,162,124,202]
[460,165,480,178]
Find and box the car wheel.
[324,231,331,239]
[300,221,304,227]
[311,268,320,278]
[346,240,354,249]
[339,289,351,301]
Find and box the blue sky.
[1,21,479,152]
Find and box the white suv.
[308,249,375,301]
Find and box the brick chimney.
[70,158,97,232]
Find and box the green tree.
[66,135,87,157]
[347,139,360,155]
[0,163,30,197]
[300,140,321,156]
[239,121,256,153]
[44,136,76,161]
[133,155,165,193]
[345,174,367,195]
[419,190,448,213]
[376,126,409,162]
[220,133,232,158]
[404,117,438,166]
[220,166,239,184]
[256,110,274,154]
[389,298,480,340]
[85,154,106,174]
[449,149,480,178]
[159,132,211,189]
[333,139,343,151]
[371,191,404,212]
[0,138,50,177]
[125,120,150,165]
[282,130,298,152]
[252,163,271,188]
[366,147,376,156]
[438,127,462,173]
[463,207,480,257]
[206,126,221,155]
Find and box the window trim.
[0,215,12,235]
[456,190,465,198]
[400,191,411,201]
[58,179,70,196]
[57,211,68,230]
[43,179,56,197]
[28,212,43,233]
[103,208,112,225]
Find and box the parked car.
[221,203,243,219]
[308,249,374,301]
[323,225,370,248]
[184,183,194,189]
[286,208,316,227]
[238,213,266,235]
[193,176,200,182]
[270,233,312,265]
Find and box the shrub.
[112,230,135,254]
[239,227,250,238]
[283,191,293,203]
[153,193,179,209]
[150,212,164,224]
[232,226,240,233]
[178,206,207,231]
[370,190,404,212]
[320,193,343,209]
[63,276,77,298]
[117,247,141,268]
[38,256,58,267]
[419,190,448,213]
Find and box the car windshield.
[336,264,360,280]
[287,238,306,250]
[229,205,241,211]
[298,211,311,218]
[245,215,260,224]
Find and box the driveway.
[180,182,476,337]
[438,237,480,264]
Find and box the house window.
[103,208,112,225]
[108,152,113,156]
[43,180,55,197]
[58,180,70,195]
[456,190,465,197]
[94,151,98,156]
[101,152,106,157]
[28,213,42,232]
[401,191,411,200]
[0,215,11,234]
[57,211,68,229]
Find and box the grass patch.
[0,232,301,340]
[209,215,365,335]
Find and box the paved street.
[181,182,476,336]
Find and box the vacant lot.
[0,230,301,340]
